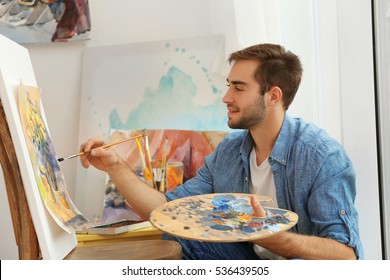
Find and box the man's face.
[223,60,266,130]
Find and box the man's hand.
[79,137,121,172]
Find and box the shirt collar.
[240,130,254,162]
[270,114,294,165]
[239,114,294,166]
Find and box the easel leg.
[0,99,40,260]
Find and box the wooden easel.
[0,98,40,259]
[0,99,182,260]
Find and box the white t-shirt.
[249,147,285,260]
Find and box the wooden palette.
[149,193,298,242]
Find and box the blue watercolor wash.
[109,66,229,131]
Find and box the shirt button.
[281,159,286,164]
[340,210,346,215]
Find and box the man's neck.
[250,113,285,165]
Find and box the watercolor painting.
[18,81,88,232]
[78,35,228,141]
[76,35,229,221]
[0,0,90,44]
[101,129,228,223]
[149,193,298,242]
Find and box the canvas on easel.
[18,81,88,232]
[0,34,81,259]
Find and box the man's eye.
[226,83,242,91]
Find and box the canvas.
[0,34,78,259]
[18,81,87,232]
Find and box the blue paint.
[266,208,287,215]
[208,214,222,220]
[109,66,229,131]
[239,226,255,233]
[215,204,230,211]
[211,195,253,215]
[211,85,219,94]
[211,194,237,206]
[210,224,233,231]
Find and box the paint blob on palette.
[149,193,298,242]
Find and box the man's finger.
[250,195,267,217]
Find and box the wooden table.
[76,225,163,247]
[66,240,181,260]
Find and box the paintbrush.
[143,129,157,190]
[57,134,144,162]
[135,136,154,187]
[158,136,168,193]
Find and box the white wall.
[336,0,382,259]
[28,0,219,203]
[0,0,382,259]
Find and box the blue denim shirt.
[166,115,364,259]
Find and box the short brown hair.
[228,44,302,110]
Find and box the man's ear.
[266,86,283,106]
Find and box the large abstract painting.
[18,81,87,232]
[0,0,90,44]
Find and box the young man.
[80,43,363,260]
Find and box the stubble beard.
[227,95,266,130]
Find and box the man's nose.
[222,88,233,104]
